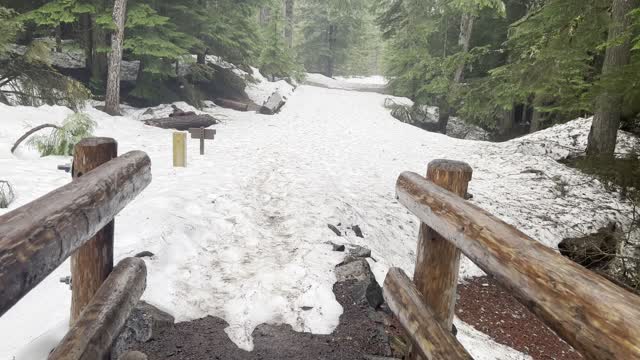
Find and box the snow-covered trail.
[1,83,636,359]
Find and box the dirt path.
[457,276,583,360]
[133,279,401,359]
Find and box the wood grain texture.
[383,267,473,360]
[414,160,472,329]
[396,171,640,359]
[49,257,147,360]
[0,151,151,317]
[71,138,118,324]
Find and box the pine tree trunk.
[55,25,63,53]
[499,106,516,136]
[284,0,294,48]
[80,14,93,72]
[453,13,475,83]
[104,0,128,116]
[586,0,639,158]
[530,108,545,133]
[90,0,109,88]
[326,24,336,78]
[197,52,206,65]
[91,23,108,86]
[437,98,450,134]
[260,7,271,25]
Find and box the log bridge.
[386,159,640,360]
[0,137,152,360]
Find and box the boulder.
[260,91,286,115]
[335,258,383,309]
[111,301,174,360]
[446,117,490,141]
[348,245,371,258]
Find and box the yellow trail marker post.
[173,132,187,167]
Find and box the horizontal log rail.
[383,268,472,360]
[0,150,152,317]
[48,257,147,360]
[396,170,640,359]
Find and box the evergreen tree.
[0,5,90,109]
[297,0,369,77]
[259,0,302,80]
[587,0,639,158]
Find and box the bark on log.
[0,151,151,317]
[11,124,61,153]
[414,160,472,329]
[214,98,249,112]
[383,267,473,360]
[104,0,128,116]
[49,257,147,360]
[396,171,640,359]
[143,114,218,131]
[70,138,117,324]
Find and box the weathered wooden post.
[70,138,118,323]
[188,127,216,155]
[173,132,187,167]
[411,159,472,359]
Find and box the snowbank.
[304,73,388,93]
[0,85,637,359]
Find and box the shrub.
[28,113,96,156]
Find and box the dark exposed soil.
[456,276,583,360]
[134,280,402,360]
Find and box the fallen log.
[0,151,152,317]
[143,114,218,131]
[396,171,640,359]
[383,267,473,360]
[48,257,147,360]
[214,98,249,112]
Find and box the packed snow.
[304,73,388,93]
[0,73,637,359]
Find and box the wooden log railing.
[49,257,147,360]
[384,268,472,360]
[388,160,640,360]
[0,138,152,358]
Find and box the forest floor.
[1,73,638,359]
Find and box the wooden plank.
[383,267,473,360]
[49,257,147,360]
[71,138,118,324]
[0,151,152,317]
[396,171,640,359]
[188,128,216,140]
[173,132,187,167]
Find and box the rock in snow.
[335,258,384,309]
[111,301,174,360]
[259,91,286,115]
